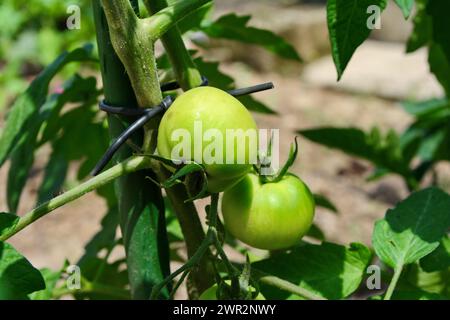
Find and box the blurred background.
[0,0,448,276]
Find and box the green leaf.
[402,98,448,118]
[427,0,450,65]
[428,43,450,96]
[193,56,276,114]
[75,257,130,300]
[327,0,387,80]
[313,193,338,213]
[164,198,184,242]
[6,133,36,212]
[406,0,432,53]
[236,95,277,115]
[298,127,411,178]
[0,213,19,238]
[400,101,450,166]
[36,148,68,204]
[253,242,372,299]
[372,187,450,270]
[193,56,234,89]
[394,0,415,19]
[29,268,61,300]
[305,224,325,241]
[420,236,450,272]
[174,1,213,34]
[400,262,450,298]
[5,75,99,212]
[0,45,94,167]
[78,207,119,268]
[0,242,45,299]
[201,13,301,62]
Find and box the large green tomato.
[199,281,265,300]
[157,87,258,193]
[222,172,315,250]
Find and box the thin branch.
[143,0,205,90]
[150,232,213,299]
[384,266,403,300]
[0,156,151,241]
[142,0,212,41]
[257,274,327,301]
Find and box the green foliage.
[394,0,415,19]
[406,0,432,53]
[298,127,414,183]
[0,213,19,238]
[327,0,387,79]
[254,242,372,299]
[427,0,450,66]
[200,13,301,61]
[29,268,62,300]
[313,193,338,213]
[420,236,450,273]
[0,242,45,299]
[372,187,450,269]
[0,45,94,168]
[429,43,450,96]
[0,0,96,108]
[400,262,450,298]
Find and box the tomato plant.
[0,0,449,303]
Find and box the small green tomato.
[221,172,315,250]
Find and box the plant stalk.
[384,266,403,300]
[144,0,215,298]
[0,156,151,242]
[93,0,170,299]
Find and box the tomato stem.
[0,156,152,242]
[384,265,403,300]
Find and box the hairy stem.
[0,156,151,242]
[153,164,215,297]
[144,0,204,90]
[257,273,326,301]
[150,232,213,299]
[101,0,162,108]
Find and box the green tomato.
[199,281,265,300]
[221,172,315,250]
[157,86,258,193]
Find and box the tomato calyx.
[212,256,262,300]
[143,154,210,202]
[256,136,299,184]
